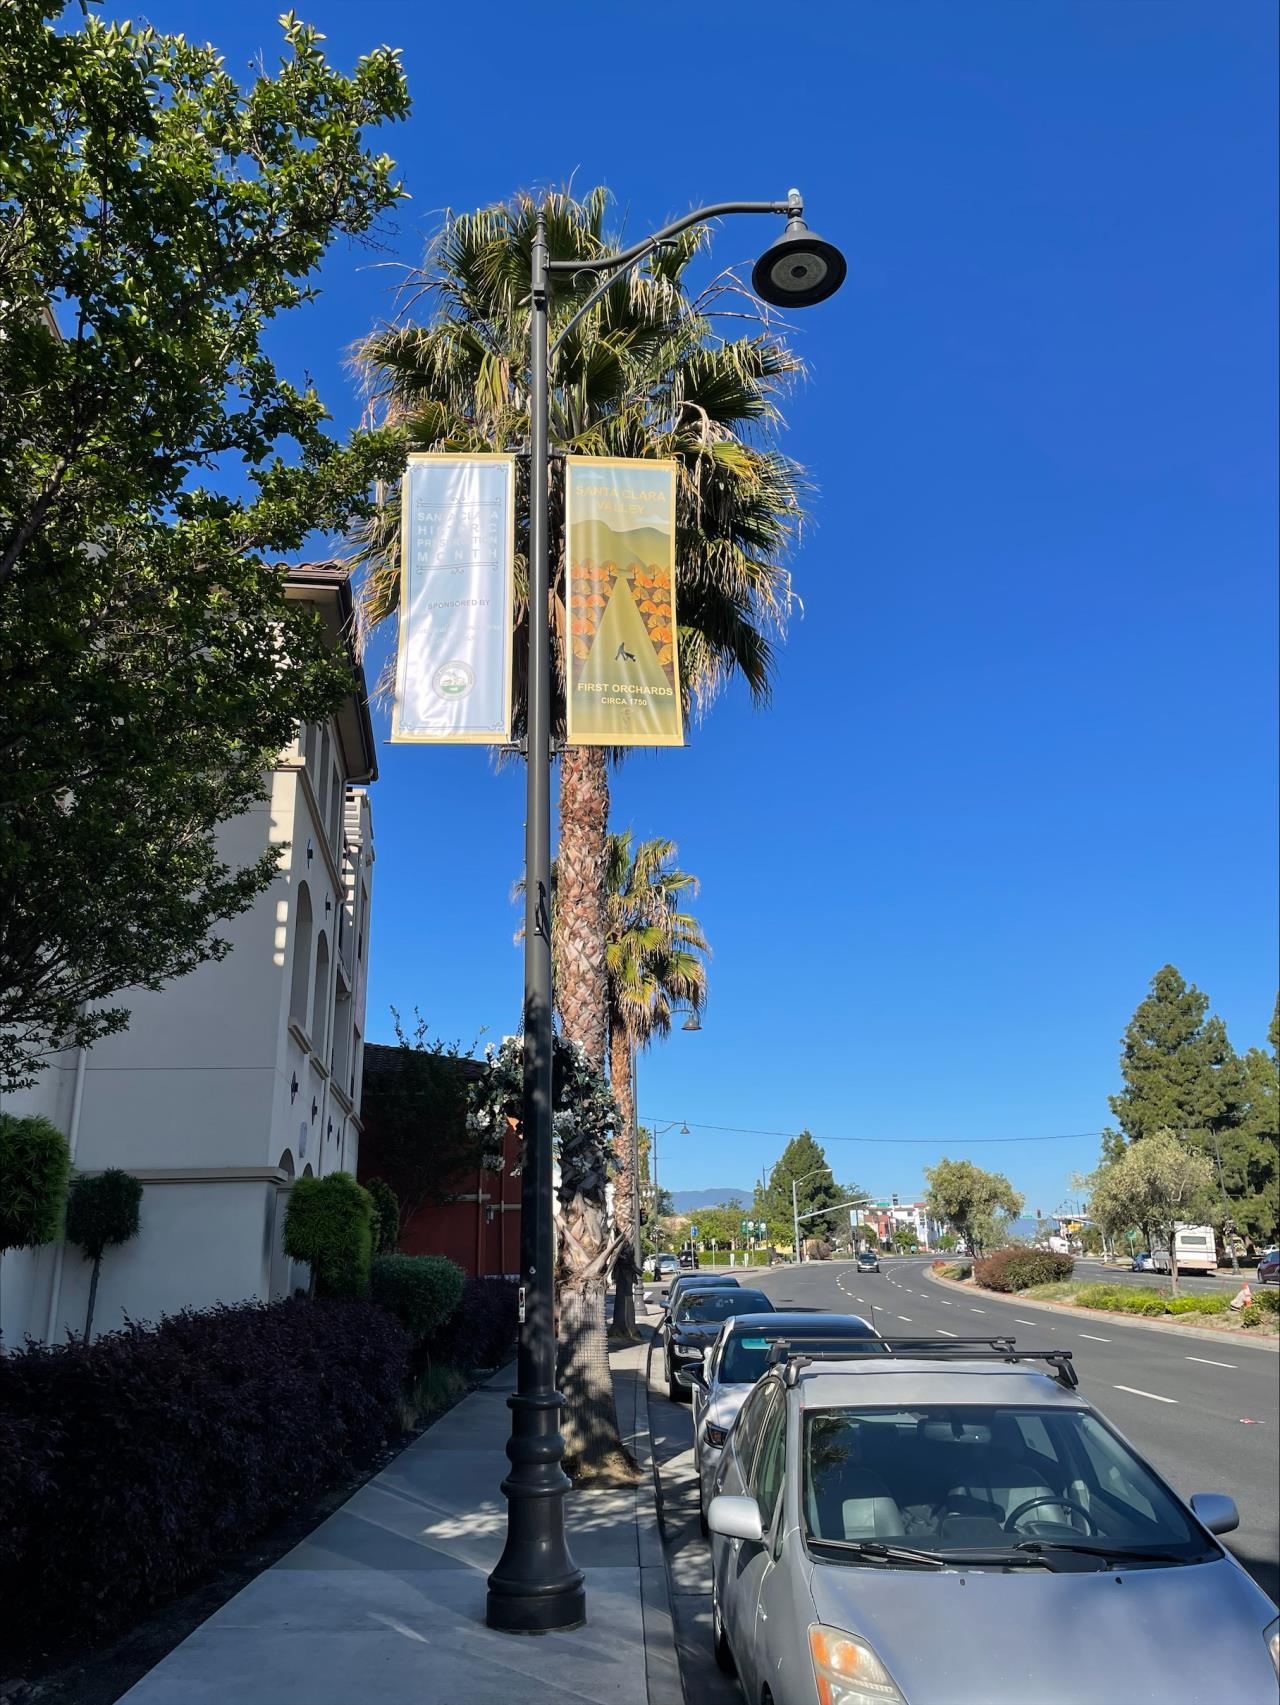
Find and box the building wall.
[0,712,374,1347]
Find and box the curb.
[922,1264,1280,1352]
[614,1335,684,1705]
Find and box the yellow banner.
[564,458,683,747]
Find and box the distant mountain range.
[670,1188,752,1213]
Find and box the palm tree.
[357,187,804,1472]
[605,831,707,1255]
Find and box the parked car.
[678,1247,700,1270]
[1257,1249,1280,1285]
[655,1269,737,1315]
[680,1312,881,1525]
[646,1252,680,1282]
[661,1285,773,1403]
[856,1250,881,1273]
[644,1260,729,1313]
[1131,1252,1156,1272]
[706,1339,1279,1705]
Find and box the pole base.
[485,1578,586,1635]
[485,1389,586,1634]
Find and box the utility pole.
[792,1177,802,1264]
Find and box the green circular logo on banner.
[433,661,475,699]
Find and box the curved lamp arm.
[547,193,800,359]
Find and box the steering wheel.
[1002,1493,1098,1535]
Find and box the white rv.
[1150,1224,1217,1275]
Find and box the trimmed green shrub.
[370,1253,465,1354]
[429,1274,519,1369]
[1239,1305,1261,1327]
[1250,1288,1279,1316]
[365,1177,401,1255]
[65,1169,144,1339]
[283,1172,374,1298]
[973,1247,1074,1292]
[0,1113,71,1255]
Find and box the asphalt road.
[643,1257,1278,1701]
[1071,1257,1264,1294]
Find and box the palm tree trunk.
[553,744,633,1465]
[556,746,609,1067]
[608,1018,640,1340]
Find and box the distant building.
[854,1198,945,1250]
[1,567,376,1344]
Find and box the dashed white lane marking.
[1078,1333,1111,1342]
[1186,1356,1236,1369]
[937,1329,957,1337]
[898,1315,913,1322]
[969,1308,986,1314]
[940,1300,953,1306]
[1015,1319,1036,1326]
[1114,1384,1177,1404]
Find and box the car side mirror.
[1190,1493,1239,1535]
[676,1364,708,1392]
[707,1494,764,1544]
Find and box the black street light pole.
[486,191,845,1637]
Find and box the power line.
[646,1118,1102,1147]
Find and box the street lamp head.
[680,1122,690,1135]
[752,213,847,309]
[681,1011,702,1032]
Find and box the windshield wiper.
[1013,1539,1183,1565]
[806,1538,947,1569]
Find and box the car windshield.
[720,1332,882,1383]
[675,1290,773,1324]
[802,1405,1215,1566]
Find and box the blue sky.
[107,0,1278,1210]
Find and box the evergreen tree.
[1109,966,1218,1141]
[754,1133,850,1249]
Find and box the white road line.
[1186,1356,1237,1369]
[1015,1318,1036,1325]
[1078,1333,1111,1342]
[969,1308,986,1314]
[898,1315,913,1322]
[1114,1384,1178,1404]
[940,1300,953,1306]
[936,1328,957,1337]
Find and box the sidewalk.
[119,1337,680,1705]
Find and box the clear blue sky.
[110,0,1279,1211]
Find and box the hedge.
[0,1297,409,1644]
[429,1275,519,1369]
[973,1248,1075,1292]
[370,1253,466,1355]
[1073,1283,1229,1317]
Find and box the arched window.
[277,1148,295,1181]
[289,883,313,1029]
[311,931,330,1054]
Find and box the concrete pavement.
[119,1340,681,1705]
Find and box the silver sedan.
[707,1346,1279,1705]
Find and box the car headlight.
[704,1423,728,1449]
[1267,1617,1279,1679]
[808,1625,906,1705]
[674,1342,702,1357]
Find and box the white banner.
[391,454,515,744]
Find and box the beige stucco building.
[0,567,376,1344]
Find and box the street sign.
[739,1219,750,1235]
[689,1222,699,1239]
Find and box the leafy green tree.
[0,4,409,1090]
[755,1133,851,1249]
[0,1113,71,1317]
[65,1168,143,1339]
[1087,1130,1215,1293]
[924,1158,1023,1257]
[892,1226,919,1255]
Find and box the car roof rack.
[765,1336,1079,1391]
